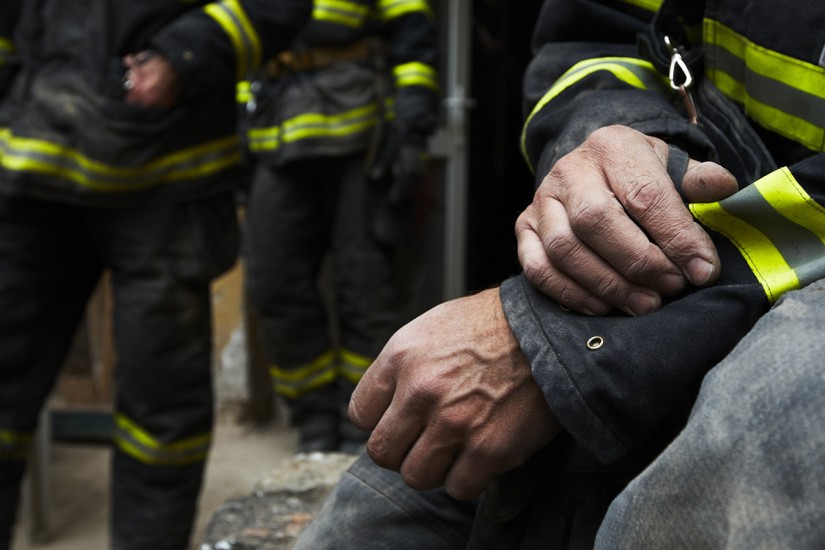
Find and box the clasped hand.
[349,288,560,501]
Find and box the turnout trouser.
[245,153,401,451]
[0,194,238,550]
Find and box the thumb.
[681,160,739,203]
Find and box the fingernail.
[686,258,715,286]
[626,292,660,316]
[657,273,685,295]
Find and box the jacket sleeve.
[506,0,825,464]
[149,0,312,97]
[378,0,439,141]
[522,0,715,179]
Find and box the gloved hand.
[388,141,428,205]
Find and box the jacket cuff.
[500,276,629,463]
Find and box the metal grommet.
[586,336,604,350]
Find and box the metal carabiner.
[665,36,698,124]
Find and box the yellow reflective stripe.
[248,102,381,152]
[704,18,825,151]
[237,80,252,103]
[378,0,433,21]
[113,414,211,466]
[691,168,825,303]
[521,57,667,172]
[313,0,371,28]
[393,61,438,91]
[0,129,240,192]
[269,350,337,399]
[204,0,262,79]
[0,429,32,461]
[617,0,662,12]
[339,348,372,384]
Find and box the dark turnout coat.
[0,0,311,206]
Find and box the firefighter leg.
[331,154,401,453]
[596,278,825,549]
[0,197,101,549]
[245,162,338,452]
[294,453,477,549]
[101,197,237,550]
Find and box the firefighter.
[242,0,439,453]
[0,2,310,549]
[293,0,825,547]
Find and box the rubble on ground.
[200,452,357,550]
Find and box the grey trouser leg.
[294,453,477,550]
[595,279,825,549]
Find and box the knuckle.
[592,272,623,300]
[366,438,396,470]
[568,200,611,236]
[520,255,551,287]
[620,247,657,281]
[622,175,667,217]
[400,468,431,491]
[543,225,580,261]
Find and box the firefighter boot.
[288,385,339,453]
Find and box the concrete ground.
[13,410,298,550]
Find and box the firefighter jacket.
[243,0,439,168]
[0,0,311,206]
[504,0,825,469]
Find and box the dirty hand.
[123,50,181,109]
[349,288,561,501]
[516,125,739,317]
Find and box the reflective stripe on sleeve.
[691,167,825,303]
[270,350,337,399]
[521,57,668,172]
[378,0,433,21]
[393,61,438,91]
[704,18,825,152]
[313,0,372,28]
[113,414,211,466]
[204,0,263,79]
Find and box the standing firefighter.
[243,0,440,453]
[0,1,310,549]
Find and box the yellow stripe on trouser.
[204,0,262,79]
[0,129,240,192]
[339,348,373,384]
[113,414,211,466]
[270,350,338,399]
[691,167,825,303]
[378,0,433,20]
[313,0,371,28]
[393,62,439,91]
[0,430,32,461]
[704,18,825,152]
[521,57,668,172]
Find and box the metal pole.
[442,0,472,300]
